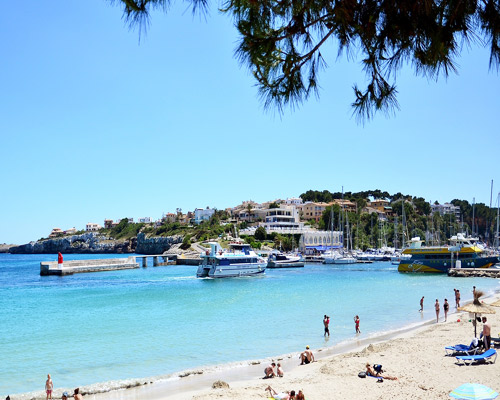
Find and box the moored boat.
[398,234,499,273]
[196,242,267,278]
[267,252,305,268]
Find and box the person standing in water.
[323,315,330,337]
[354,315,361,333]
[435,299,440,323]
[419,296,424,312]
[443,299,449,322]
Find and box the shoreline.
[94,292,500,400]
[10,295,492,400]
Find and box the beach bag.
[358,371,366,378]
[374,364,383,373]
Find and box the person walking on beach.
[45,374,53,400]
[264,362,276,378]
[299,345,314,365]
[435,299,440,323]
[419,296,424,312]
[482,317,492,350]
[323,315,330,336]
[354,315,361,333]
[443,299,449,322]
[454,289,461,308]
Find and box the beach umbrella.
[490,298,500,307]
[450,383,498,400]
[458,291,496,337]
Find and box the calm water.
[1,253,499,396]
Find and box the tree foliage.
[111,0,500,120]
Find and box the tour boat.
[398,234,499,273]
[196,242,267,278]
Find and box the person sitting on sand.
[265,386,295,399]
[62,392,69,400]
[299,346,314,365]
[264,362,276,378]
[365,363,398,380]
[296,389,305,400]
[277,363,284,377]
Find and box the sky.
[1,1,499,244]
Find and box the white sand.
[82,294,500,400]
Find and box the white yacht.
[196,242,267,278]
[323,251,356,264]
[267,252,305,268]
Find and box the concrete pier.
[448,267,500,278]
[40,257,139,276]
[134,255,177,267]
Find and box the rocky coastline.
[8,232,183,255]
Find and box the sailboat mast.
[472,197,475,237]
[402,197,406,248]
[495,192,499,251]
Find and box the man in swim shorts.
[45,374,53,400]
[482,317,492,350]
[323,315,330,336]
[299,346,314,365]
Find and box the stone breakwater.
[448,267,500,277]
[8,233,184,255]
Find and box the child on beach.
[277,363,284,377]
[45,374,53,400]
[354,315,361,333]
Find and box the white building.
[138,217,152,223]
[285,197,303,206]
[299,231,343,255]
[261,205,302,230]
[86,223,102,232]
[194,207,215,224]
[431,203,460,220]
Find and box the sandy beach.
[71,293,500,400]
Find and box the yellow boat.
[398,234,498,273]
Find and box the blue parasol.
[450,383,498,400]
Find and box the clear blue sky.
[1,1,499,244]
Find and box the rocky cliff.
[135,233,183,254]
[8,232,183,254]
[9,233,135,254]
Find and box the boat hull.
[197,263,267,278]
[267,261,305,268]
[398,256,498,273]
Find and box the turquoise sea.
[1,253,499,397]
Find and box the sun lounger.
[456,349,497,365]
[445,341,479,356]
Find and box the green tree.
[112,0,500,120]
[254,226,267,240]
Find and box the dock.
[448,267,500,278]
[40,254,177,276]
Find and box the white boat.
[323,251,357,264]
[267,252,305,268]
[196,242,266,278]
